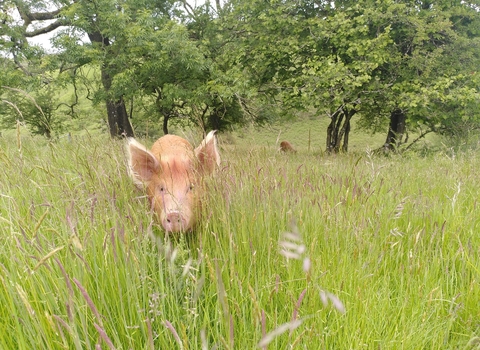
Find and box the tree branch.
[12,51,32,76]
[215,0,222,14]
[403,128,434,152]
[25,19,67,37]
[55,68,79,116]
[15,1,62,21]
[27,9,62,21]
[181,0,195,18]
[15,3,68,37]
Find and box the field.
[0,127,479,349]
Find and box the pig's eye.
[189,184,195,191]
[158,186,165,193]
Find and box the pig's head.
[127,131,220,233]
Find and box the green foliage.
[1,87,60,137]
[355,0,480,138]
[223,0,392,111]
[2,0,480,145]
[57,0,253,133]
[0,131,479,348]
[110,20,208,123]
[0,61,105,137]
[220,0,480,150]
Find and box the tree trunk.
[326,109,343,153]
[341,116,351,152]
[326,106,356,153]
[13,4,134,138]
[163,115,170,135]
[104,97,134,137]
[89,32,134,138]
[384,108,406,151]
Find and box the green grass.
[0,128,479,349]
[229,115,442,155]
[231,115,371,152]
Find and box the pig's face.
[127,131,220,233]
[148,155,198,232]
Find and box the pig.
[127,131,220,233]
[280,140,297,153]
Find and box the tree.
[180,0,265,132]
[221,0,480,152]
[3,0,258,137]
[222,0,392,152]
[1,0,182,137]
[3,0,478,145]
[358,0,480,152]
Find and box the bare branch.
[25,19,67,37]
[12,51,32,76]
[55,68,79,116]
[182,0,195,18]
[215,0,222,13]
[403,128,434,152]
[15,3,68,37]
[15,4,62,23]
[32,9,62,21]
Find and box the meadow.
[0,126,479,349]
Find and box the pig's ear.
[127,138,160,186]
[194,130,220,174]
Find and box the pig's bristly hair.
[126,131,220,233]
[127,131,220,185]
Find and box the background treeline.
[1,0,480,152]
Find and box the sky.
[27,30,63,52]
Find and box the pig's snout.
[163,211,188,233]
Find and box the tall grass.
[0,131,479,349]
